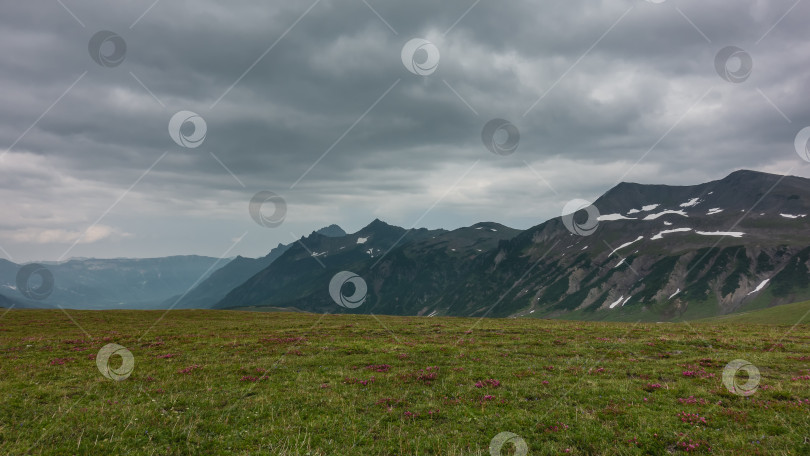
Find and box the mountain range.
[215,169,810,322]
[4,169,810,322]
[0,256,227,310]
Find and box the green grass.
[700,300,810,325]
[1,309,809,455]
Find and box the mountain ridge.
[215,169,810,322]
[5,169,810,322]
[161,224,348,309]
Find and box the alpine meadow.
[2,1,810,454]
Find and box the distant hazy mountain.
[214,170,810,322]
[164,224,347,309]
[0,292,41,309]
[0,256,228,309]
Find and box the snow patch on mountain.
[627,204,660,215]
[680,197,701,207]
[707,208,723,215]
[643,210,688,220]
[598,214,636,221]
[695,231,744,238]
[669,288,680,299]
[609,236,643,256]
[650,227,692,240]
[356,237,368,244]
[747,278,770,296]
[780,213,806,219]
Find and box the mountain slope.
[165,224,346,309]
[506,169,810,320]
[215,170,810,322]
[412,169,810,321]
[215,220,519,311]
[696,299,810,325]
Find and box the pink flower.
[178,364,201,374]
[475,378,501,388]
[677,412,708,426]
[343,376,375,386]
[543,422,570,433]
[49,357,72,365]
[415,367,439,384]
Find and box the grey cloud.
[1,0,808,262]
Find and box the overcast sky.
[1,0,809,263]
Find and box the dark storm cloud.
[1,0,808,262]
